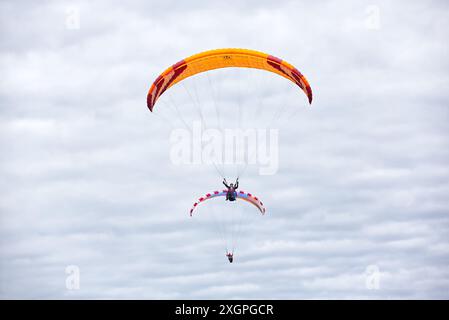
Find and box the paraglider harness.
[226,252,234,263]
[223,178,239,201]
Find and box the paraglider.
[223,178,239,201]
[147,48,313,262]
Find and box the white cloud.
[0,0,448,299]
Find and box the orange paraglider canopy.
[147,48,313,111]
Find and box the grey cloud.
[1,0,449,299]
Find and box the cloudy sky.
[1,0,448,299]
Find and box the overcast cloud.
[1,0,448,299]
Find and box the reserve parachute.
[190,190,266,216]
